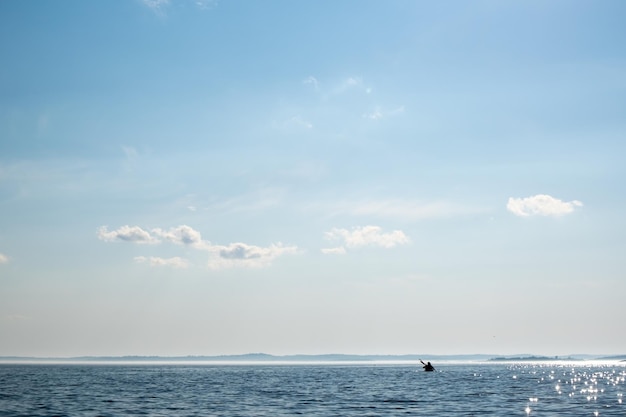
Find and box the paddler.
[421,360,435,372]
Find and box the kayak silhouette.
[420,360,435,372]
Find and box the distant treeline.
[489,355,570,361]
[489,355,626,361]
[2,353,625,362]
[1,353,492,362]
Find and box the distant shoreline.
[1,353,625,363]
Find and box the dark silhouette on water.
[420,360,435,372]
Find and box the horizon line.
[1,352,625,362]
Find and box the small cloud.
[321,246,346,255]
[0,253,8,264]
[219,243,263,260]
[507,194,583,217]
[325,225,410,249]
[97,225,159,244]
[134,256,189,268]
[208,242,298,269]
[98,225,204,246]
[152,225,204,246]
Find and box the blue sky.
[1,0,625,357]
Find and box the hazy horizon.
[2,351,625,362]
[1,1,625,358]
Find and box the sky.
[1,0,625,358]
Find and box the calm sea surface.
[1,362,624,416]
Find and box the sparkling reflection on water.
[0,362,624,416]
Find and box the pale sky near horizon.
[1,0,625,358]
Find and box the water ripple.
[0,362,624,416]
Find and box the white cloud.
[134,256,189,268]
[152,225,204,246]
[321,246,346,255]
[325,225,410,249]
[507,194,583,217]
[0,253,8,264]
[98,224,204,246]
[207,242,298,269]
[97,225,159,244]
[99,224,298,269]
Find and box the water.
[1,362,624,416]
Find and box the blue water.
[1,362,624,416]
